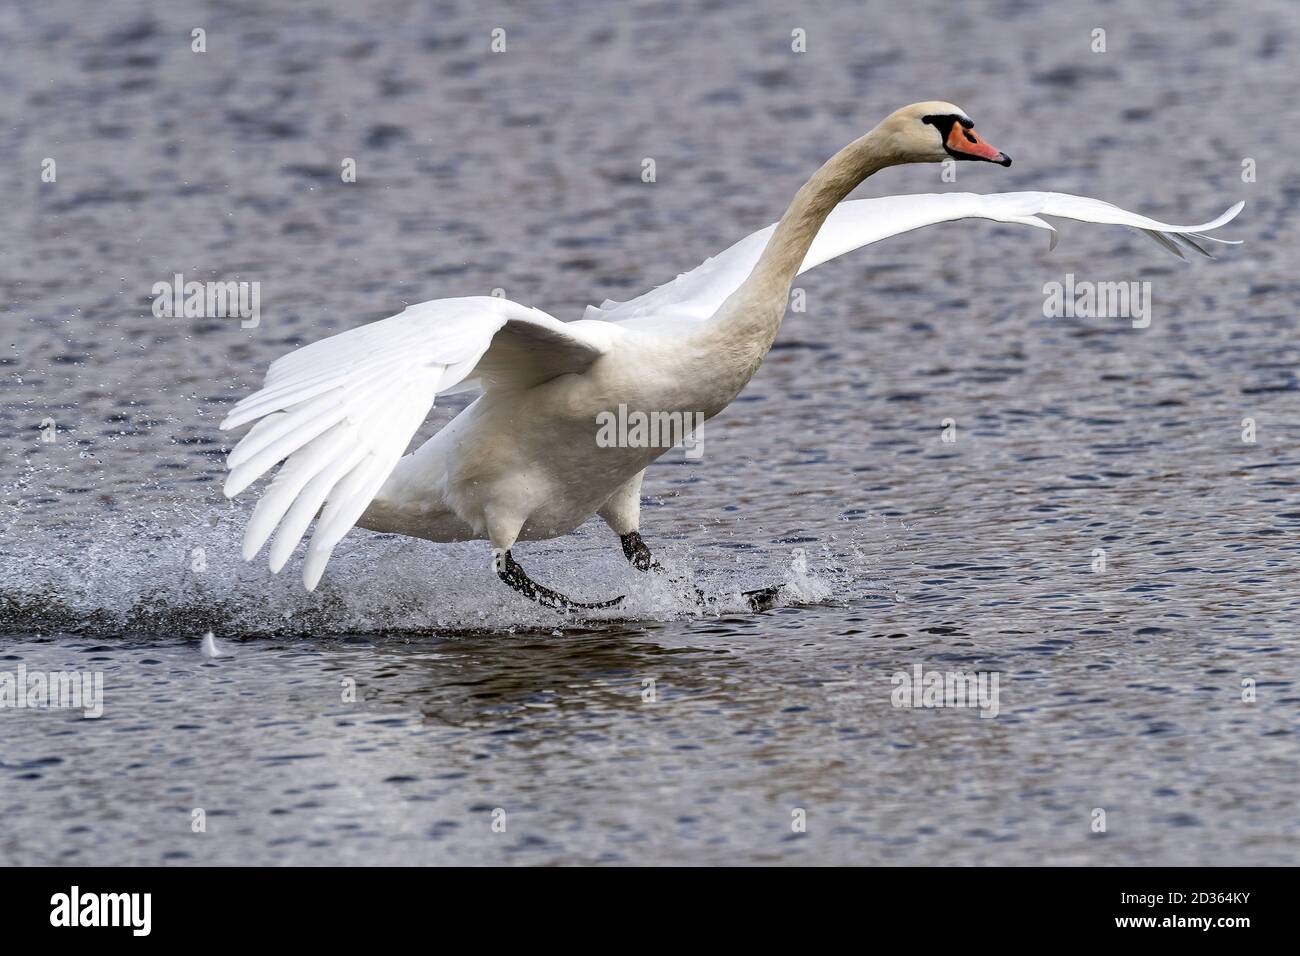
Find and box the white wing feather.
[589,191,1244,325]
[220,296,610,589]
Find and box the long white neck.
[688,125,896,404]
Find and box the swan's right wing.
[589,191,1244,326]
[220,296,613,589]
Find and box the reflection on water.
[4,618,1297,865]
[2,0,1299,864]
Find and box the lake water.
[1,0,1298,865]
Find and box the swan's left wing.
[589,192,1244,325]
[220,296,613,589]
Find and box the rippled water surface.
[2,0,1298,865]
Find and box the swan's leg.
[601,473,667,573]
[487,508,624,611]
[617,530,780,612]
[494,549,624,611]
[599,473,780,612]
[619,530,660,571]
[598,472,645,537]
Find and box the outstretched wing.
[220,296,613,589]
[588,192,1244,325]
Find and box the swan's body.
[221,102,1242,604]
[357,314,693,545]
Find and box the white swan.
[220,102,1242,609]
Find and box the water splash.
[0,497,892,637]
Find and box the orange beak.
[946,123,1011,166]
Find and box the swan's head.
[879,101,1011,167]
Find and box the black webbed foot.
[496,550,624,611]
[619,531,660,571]
[619,531,784,612]
[742,584,784,613]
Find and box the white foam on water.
[0,497,899,636]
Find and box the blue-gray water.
[1,0,1298,865]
